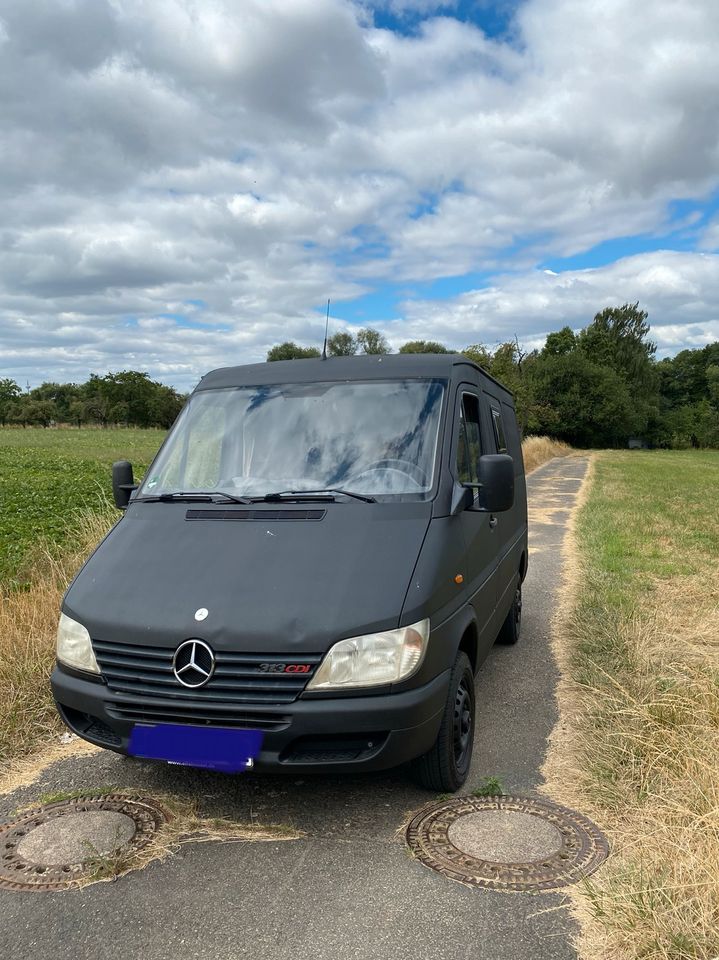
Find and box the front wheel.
[411,652,475,792]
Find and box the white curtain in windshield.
[143,379,445,498]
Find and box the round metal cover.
[405,794,609,891]
[0,794,167,892]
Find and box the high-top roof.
[196,353,512,396]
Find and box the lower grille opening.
[280,733,388,764]
[58,705,123,747]
[107,703,291,731]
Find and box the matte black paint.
[53,353,528,774]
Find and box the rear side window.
[457,394,482,484]
[491,408,507,453]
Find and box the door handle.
[489,515,498,529]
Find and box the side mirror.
[477,454,514,512]
[112,460,137,510]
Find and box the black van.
[52,354,527,791]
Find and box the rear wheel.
[496,580,522,645]
[411,651,475,792]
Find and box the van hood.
[64,501,431,655]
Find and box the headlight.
[56,612,100,674]
[307,619,429,690]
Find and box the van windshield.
[140,379,446,500]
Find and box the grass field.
[0,427,164,585]
[546,450,719,960]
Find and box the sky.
[1,0,719,391]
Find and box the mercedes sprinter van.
[52,353,528,790]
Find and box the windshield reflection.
[141,379,446,500]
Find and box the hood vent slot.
[185,508,325,521]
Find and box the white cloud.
[0,0,718,389]
[699,217,719,251]
[387,251,719,356]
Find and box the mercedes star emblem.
[172,639,216,688]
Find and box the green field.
[0,427,165,585]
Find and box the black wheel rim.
[453,676,473,770]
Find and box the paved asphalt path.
[1,456,589,960]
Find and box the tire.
[411,651,475,792]
[496,580,522,645]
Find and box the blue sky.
[371,1,519,38]
[1,0,718,389]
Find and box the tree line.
[267,305,719,449]
[0,371,186,429]
[1,304,716,446]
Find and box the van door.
[454,386,499,653]
[483,391,523,616]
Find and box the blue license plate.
[128,724,263,772]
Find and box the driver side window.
[457,393,481,485]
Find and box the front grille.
[93,639,322,710]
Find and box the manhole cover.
[0,795,167,892]
[405,795,609,891]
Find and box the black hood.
[64,501,431,655]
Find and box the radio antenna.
[321,298,330,360]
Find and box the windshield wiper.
[135,491,252,504]
[256,488,376,504]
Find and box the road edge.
[538,452,598,958]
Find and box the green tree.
[398,340,449,354]
[542,327,577,357]
[146,384,185,428]
[462,344,492,368]
[327,331,357,356]
[81,375,114,427]
[6,395,30,427]
[658,346,719,408]
[28,382,81,421]
[461,341,539,436]
[23,399,58,427]
[577,303,659,441]
[706,364,719,408]
[654,343,719,446]
[356,328,390,355]
[67,398,90,427]
[104,371,156,427]
[267,342,322,361]
[0,378,21,425]
[532,351,638,446]
[660,399,719,449]
[579,303,656,383]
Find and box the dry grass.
[521,435,573,474]
[544,451,719,960]
[0,506,116,772]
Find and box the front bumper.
[51,665,450,774]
